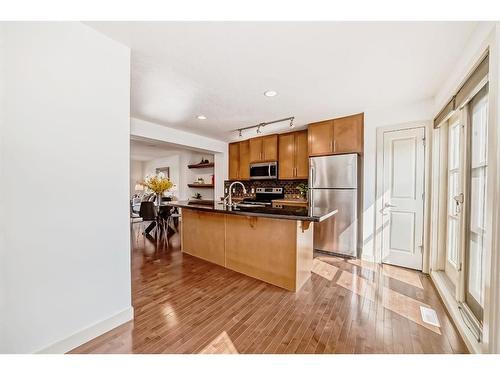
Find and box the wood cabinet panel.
[278,132,295,179]
[181,209,225,266]
[225,215,297,290]
[295,130,309,179]
[333,113,364,153]
[308,120,333,156]
[262,134,278,161]
[228,142,240,180]
[279,130,308,180]
[238,140,250,180]
[249,137,262,163]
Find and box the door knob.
[380,202,396,215]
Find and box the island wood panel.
[225,215,298,290]
[295,221,314,291]
[333,113,364,154]
[181,209,226,266]
[224,216,314,291]
[228,142,240,180]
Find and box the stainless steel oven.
[249,161,278,180]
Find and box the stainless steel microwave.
[249,161,278,180]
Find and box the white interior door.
[381,127,425,270]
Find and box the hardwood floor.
[70,224,467,354]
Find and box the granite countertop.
[169,201,337,222]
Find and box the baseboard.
[36,306,134,354]
[430,271,482,353]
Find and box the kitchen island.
[169,201,337,292]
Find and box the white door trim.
[375,121,433,272]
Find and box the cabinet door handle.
[330,140,333,152]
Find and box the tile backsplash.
[223,179,308,199]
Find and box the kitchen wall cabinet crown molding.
[308,113,364,157]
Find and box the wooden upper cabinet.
[262,135,278,161]
[308,120,333,156]
[239,140,250,180]
[249,137,262,163]
[295,130,309,179]
[249,135,278,163]
[228,142,240,180]
[308,113,364,156]
[278,132,295,179]
[333,113,363,154]
[278,130,309,180]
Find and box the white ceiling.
[89,22,478,141]
[130,138,187,161]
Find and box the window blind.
[434,52,489,128]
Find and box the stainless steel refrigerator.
[309,153,360,257]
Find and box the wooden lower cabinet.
[180,208,313,291]
[181,209,226,266]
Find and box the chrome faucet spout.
[225,181,247,207]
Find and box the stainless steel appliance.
[249,161,278,180]
[309,154,359,257]
[240,187,284,206]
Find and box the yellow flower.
[141,173,174,194]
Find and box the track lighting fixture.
[234,116,294,137]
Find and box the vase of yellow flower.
[141,172,174,212]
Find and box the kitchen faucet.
[224,181,247,207]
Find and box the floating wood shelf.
[188,184,214,188]
[187,162,214,169]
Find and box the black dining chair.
[139,201,158,237]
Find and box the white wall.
[361,99,435,261]
[143,154,181,197]
[130,160,144,195]
[0,22,131,353]
[131,117,227,201]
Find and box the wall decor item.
[155,167,170,178]
[192,192,202,199]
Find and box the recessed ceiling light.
[197,115,207,120]
[264,90,278,97]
